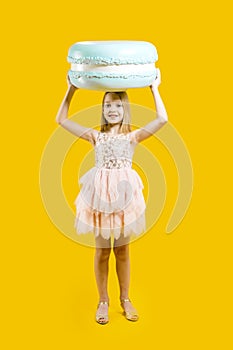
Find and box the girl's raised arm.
[132,69,168,143]
[55,75,98,144]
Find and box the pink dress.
[74,132,146,240]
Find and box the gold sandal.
[96,301,109,325]
[120,298,139,322]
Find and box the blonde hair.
[100,92,132,133]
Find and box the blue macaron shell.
[68,71,157,91]
[67,41,158,65]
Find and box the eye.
[117,104,122,107]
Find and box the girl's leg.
[113,235,138,319]
[113,235,130,300]
[94,235,111,323]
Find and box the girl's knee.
[113,244,129,259]
[95,247,111,260]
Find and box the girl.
[55,68,168,324]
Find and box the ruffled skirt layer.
[74,166,146,240]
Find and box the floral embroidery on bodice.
[95,132,134,169]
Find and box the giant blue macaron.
[67,41,158,91]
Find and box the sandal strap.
[97,301,109,307]
[96,313,109,318]
[120,298,131,303]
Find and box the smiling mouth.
[109,114,118,117]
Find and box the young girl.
[55,68,168,324]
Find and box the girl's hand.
[150,68,161,90]
[67,73,79,90]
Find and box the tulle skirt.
[74,166,146,240]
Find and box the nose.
[109,109,117,113]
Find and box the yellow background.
[1,0,232,349]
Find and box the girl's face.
[103,93,124,125]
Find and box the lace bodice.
[95,132,134,169]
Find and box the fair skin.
[103,93,124,129]
[55,69,168,323]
